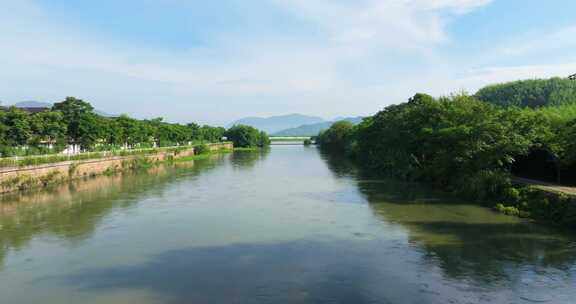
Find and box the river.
[0,146,575,304]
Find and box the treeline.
[317,77,576,226]
[476,77,576,108]
[0,97,269,157]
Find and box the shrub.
[195,144,210,155]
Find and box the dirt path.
[513,177,576,196]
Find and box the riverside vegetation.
[0,97,270,159]
[0,97,269,158]
[0,97,270,193]
[0,97,228,156]
[316,77,576,227]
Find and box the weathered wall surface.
[0,143,233,194]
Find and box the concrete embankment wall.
[0,143,233,194]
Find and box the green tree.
[316,120,355,151]
[52,97,97,147]
[29,111,67,150]
[353,93,546,188]
[225,125,269,148]
[200,125,226,142]
[2,107,32,147]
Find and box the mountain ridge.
[273,117,364,136]
[229,114,326,133]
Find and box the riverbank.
[493,179,576,226]
[0,142,233,194]
[314,84,576,228]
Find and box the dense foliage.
[0,97,267,157]
[225,125,270,148]
[476,77,576,108]
[317,79,576,226]
[315,121,355,151]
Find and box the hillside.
[229,114,325,134]
[14,101,52,108]
[273,117,363,136]
[475,77,576,108]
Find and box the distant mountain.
[94,110,116,117]
[229,114,326,134]
[14,101,52,108]
[10,101,116,117]
[273,117,364,136]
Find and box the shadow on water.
[44,239,439,304]
[317,149,359,179]
[0,154,230,268]
[319,149,576,285]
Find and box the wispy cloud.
[273,0,492,52]
[500,25,576,56]
[3,0,489,97]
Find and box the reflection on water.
[0,155,227,268]
[0,147,575,304]
[229,148,270,170]
[323,150,576,287]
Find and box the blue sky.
[1,0,576,125]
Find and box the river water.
[0,146,575,304]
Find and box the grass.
[1,143,233,193]
[175,154,214,162]
[175,146,234,162]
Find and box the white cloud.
[273,0,492,53]
[414,0,493,13]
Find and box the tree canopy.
[315,120,355,151]
[475,77,576,108]
[0,97,264,157]
[225,125,270,148]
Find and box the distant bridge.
[269,136,314,145]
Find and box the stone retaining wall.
[0,143,233,194]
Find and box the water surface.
[0,147,575,304]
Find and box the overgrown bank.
[316,77,576,227]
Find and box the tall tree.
[52,97,96,145]
[29,111,67,149]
